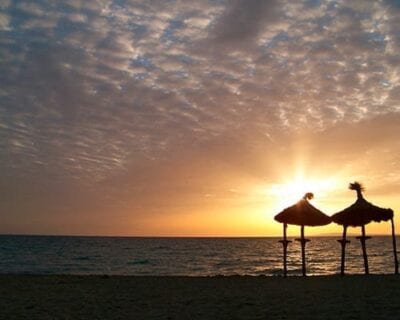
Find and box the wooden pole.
[301,225,306,276]
[337,225,350,276]
[278,223,291,277]
[295,226,310,276]
[283,223,288,277]
[390,218,399,275]
[358,225,370,275]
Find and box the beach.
[0,275,399,319]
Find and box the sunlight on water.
[0,236,397,276]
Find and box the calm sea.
[0,235,397,276]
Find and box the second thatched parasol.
[331,182,398,275]
[275,193,331,276]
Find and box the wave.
[127,259,151,265]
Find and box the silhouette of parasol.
[275,193,331,276]
[331,182,398,275]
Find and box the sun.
[264,175,340,211]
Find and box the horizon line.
[0,233,395,238]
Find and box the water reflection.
[0,236,397,276]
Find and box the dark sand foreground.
[0,275,399,319]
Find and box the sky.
[1,0,400,236]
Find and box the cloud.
[0,0,10,10]
[0,12,9,29]
[16,2,46,16]
[1,0,400,233]
[210,0,278,46]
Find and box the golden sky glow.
[1,0,400,236]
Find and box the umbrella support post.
[278,223,292,277]
[390,218,399,275]
[337,226,350,276]
[295,225,310,276]
[356,225,371,275]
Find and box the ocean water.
[0,235,397,276]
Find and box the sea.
[0,235,397,276]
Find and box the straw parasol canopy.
[331,182,397,275]
[275,193,331,227]
[332,183,393,227]
[274,193,331,276]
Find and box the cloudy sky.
[1,0,400,236]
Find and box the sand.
[0,274,399,319]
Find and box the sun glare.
[264,175,340,211]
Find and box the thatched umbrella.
[275,193,331,276]
[331,182,398,275]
